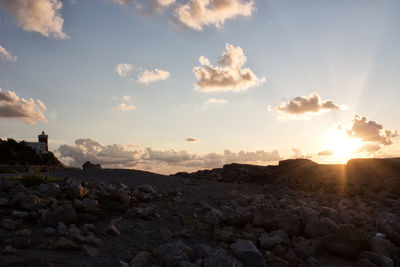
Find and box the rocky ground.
[0,158,400,267]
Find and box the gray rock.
[259,230,290,249]
[320,224,369,259]
[82,197,98,212]
[44,204,78,227]
[303,218,330,238]
[12,210,29,218]
[39,182,60,197]
[230,239,266,267]
[203,248,244,267]
[159,240,193,267]
[58,222,68,235]
[1,218,20,230]
[370,236,397,258]
[50,237,79,250]
[3,245,18,254]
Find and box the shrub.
[19,171,58,188]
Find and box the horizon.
[1,0,399,174]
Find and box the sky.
[0,0,399,174]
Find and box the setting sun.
[325,129,363,162]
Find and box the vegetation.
[19,170,59,188]
[0,138,62,166]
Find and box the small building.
[26,131,48,154]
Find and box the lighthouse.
[38,131,48,152]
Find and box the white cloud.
[173,0,254,30]
[291,148,313,159]
[0,0,68,39]
[343,114,398,145]
[275,92,345,118]
[115,63,170,84]
[193,43,265,92]
[317,150,333,157]
[0,88,47,124]
[57,138,281,174]
[115,63,134,77]
[111,0,174,13]
[0,44,17,62]
[113,95,135,112]
[205,97,227,105]
[137,68,170,84]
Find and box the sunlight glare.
[326,129,362,162]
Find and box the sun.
[325,129,362,162]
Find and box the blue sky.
[0,0,399,173]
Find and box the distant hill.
[0,138,62,166]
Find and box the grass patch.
[18,170,58,188]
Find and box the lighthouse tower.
[38,131,48,152]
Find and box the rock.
[82,244,99,258]
[0,198,8,206]
[160,228,174,240]
[130,251,153,267]
[266,256,289,267]
[259,230,290,249]
[202,247,244,267]
[82,197,98,212]
[3,245,18,254]
[58,222,68,235]
[159,240,193,267]
[214,229,238,244]
[43,227,56,236]
[303,218,330,238]
[204,208,223,225]
[44,204,77,227]
[20,194,42,211]
[252,207,303,236]
[370,236,397,258]
[82,161,102,170]
[105,223,121,236]
[356,258,378,267]
[1,218,20,230]
[50,237,79,250]
[66,181,87,199]
[230,239,266,267]
[39,183,60,197]
[136,185,156,194]
[12,210,29,218]
[375,212,400,245]
[109,188,131,204]
[320,224,369,259]
[15,228,32,237]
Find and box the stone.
[20,194,42,211]
[259,230,290,249]
[82,197,98,212]
[136,185,156,194]
[159,240,193,267]
[3,245,18,254]
[50,237,79,250]
[214,229,238,244]
[375,212,400,246]
[44,204,77,227]
[58,222,68,235]
[12,210,29,218]
[43,227,56,235]
[105,223,120,236]
[320,224,369,259]
[69,224,82,239]
[86,234,104,247]
[66,181,87,199]
[82,244,99,258]
[370,236,397,258]
[252,207,303,237]
[15,228,32,237]
[303,218,330,238]
[204,208,223,225]
[203,247,244,267]
[39,183,60,197]
[130,251,153,267]
[1,218,20,230]
[230,239,266,267]
[356,259,378,267]
[0,198,8,206]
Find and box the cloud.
[173,0,254,30]
[184,137,198,142]
[193,43,265,92]
[205,97,227,105]
[275,92,345,117]
[115,63,170,84]
[111,0,174,13]
[113,95,135,112]
[344,114,398,145]
[0,45,17,62]
[137,68,170,84]
[0,0,68,39]
[115,63,134,77]
[317,150,333,157]
[0,88,47,124]
[291,148,313,159]
[57,138,281,174]
[356,143,381,153]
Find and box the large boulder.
[44,204,78,227]
[252,207,303,236]
[320,224,369,259]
